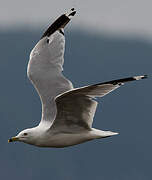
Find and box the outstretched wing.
[27,9,76,123]
[51,75,147,132]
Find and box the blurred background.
[1,0,151,179]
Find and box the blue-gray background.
[1,1,152,179]
[0,28,151,180]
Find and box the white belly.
[29,128,114,148]
[37,130,99,148]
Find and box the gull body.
[9,9,147,148]
[14,125,117,148]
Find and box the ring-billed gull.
[8,8,147,148]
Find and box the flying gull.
[8,9,147,148]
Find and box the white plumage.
[8,9,147,148]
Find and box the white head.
[8,128,41,145]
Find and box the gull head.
[8,128,38,145]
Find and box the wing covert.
[51,75,147,131]
[51,83,119,132]
[51,94,97,132]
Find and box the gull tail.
[93,129,119,139]
[99,131,119,138]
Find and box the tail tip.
[111,132,119,136]
[105,131,119,137]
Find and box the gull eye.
[24,133,28,136]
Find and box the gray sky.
[1,0,152,37]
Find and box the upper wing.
[51,75,147,132]
[27,9,76,123]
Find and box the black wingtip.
[94,75,148,87]
[41,8,76,39]
[66,8,76,18]
[133,75,148,81]
[69,11,76,17]
[68,9,76,17]
[142,75,148,79]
